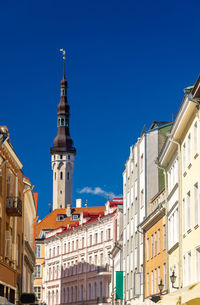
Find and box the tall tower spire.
[50,50,76,210]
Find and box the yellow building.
[159,75,200,291]
[140,189,167,301]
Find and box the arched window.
[67,287,69,303]
[75,286,77,302]
[61,118,64,126]
[71,287,73,302]
[49,267,51,280]
[81,285,84,301]
[56,290,58,305]
[88,283,91,300]
[53,266,55,280]
[100,281,103,297]
[64,243,66,253]
[52,291,54,305]
[57,265,59,279]
[53,247,55,257]
[94,282,97,299]
[48,291,51,305]
[60,172,63,180]
[63,288,65,303]
[49,248,51,258]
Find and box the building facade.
[42,199,122,305]
[140,189,167,302]
[159,75,200,291]
[23,177,37,294]
[0,126,24,304]
[123,121,171,305]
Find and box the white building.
[42,198,123,305]
[123,121,172,305]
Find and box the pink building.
[43,198,123,305]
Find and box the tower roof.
[50,67,76,155]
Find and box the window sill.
[194,153,199,159]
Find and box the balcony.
[97,264,110,275]
[6,197,22,216]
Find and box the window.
[146,238,149,261]
[64,243,66,253]
[194,183,199,226]
[158,267,160,288]
[151,271,153,295]
[196,247,200,281]
[140,154,144,172]
[60,155,63,159]
[154,269,157,294]
[94,282,97,299]
[53,247,55,257]
[188,251,192,284]
[107,228,111,240]
[82,237,84,248]
[188,133,191,165]
[146,273,149,297]
[75,286,77,302]
[68,155,70,160]
[194,122,198,155]
[95,255,97,265]
[183,198,186,234]
[140,189,144,209]
[57,246,59,256]
[187,191,191,230]
[90,235,92,246]
[158,229,160,253]
[95,233,98,244]
[154,232,157,256]
[163,225,166,250]
[60,172,63,180]
[67,288,69,303]
[100,253,103,265]
[183,143,186,173]
[135,232,137,249]
[88,283,91,300]
[35,245,41,258]
[72,241,74,251]
[100,281,103,297]
[68,242,70,252]
[67,172,69,180]
[34,265,41,278]
[76,239,78,250]
[151,235,153,258]
[80,285,84,301]
[101,231,103,242]
[71,287,73,302]
[34,287,41,300]
[163,263,166,290]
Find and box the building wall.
[44,214,116,305]
[0,137,24,304]
[34,239,45,303]
[52,153,75,210]
[145,215,166,298]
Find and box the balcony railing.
[6,197,22,216]
[97,264,110,273]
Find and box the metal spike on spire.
[60,48,66,78]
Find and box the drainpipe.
[155,162,169,292]
[168,137,182,289]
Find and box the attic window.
[72,215,78,220]
[57,215,65,221]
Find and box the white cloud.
[78,186,118,199]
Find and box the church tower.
[50,61,76,210]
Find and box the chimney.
[76,199,82,208]
[66,204,71,217]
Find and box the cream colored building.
[23,177,37,294]
[159,75,200,291]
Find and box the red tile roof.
[36,206,105,238]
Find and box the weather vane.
[60,48,66,61]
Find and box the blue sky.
[1,0,200,219]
